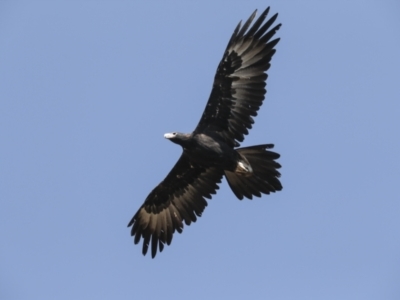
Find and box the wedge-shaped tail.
[225,144,282,199]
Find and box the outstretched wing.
[128,154,223,258]
[194,7,281,147]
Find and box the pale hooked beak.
[164,133,175,139]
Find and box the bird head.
[164,132,190,146]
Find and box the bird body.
[128,7,283,258]
[166,132,239,170]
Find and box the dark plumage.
[128,7,282,258]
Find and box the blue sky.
[1,1,400,299]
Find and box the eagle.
[128,7,282,258]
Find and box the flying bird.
[128,7,282,258]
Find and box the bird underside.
[128,7,283,258]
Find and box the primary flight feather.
[128,7,282,258]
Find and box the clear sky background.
[1,1,400,299]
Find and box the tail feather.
[225,144,282,200]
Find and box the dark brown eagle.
[128,7,282,258]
